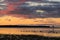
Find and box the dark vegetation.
[0,34,59,40]
[0,25,60,28]
[0,25,50,28]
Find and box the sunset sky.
[0,0,60,26]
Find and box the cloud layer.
[6,0,60,18]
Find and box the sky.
[47,0,60,2]
[0,0,60,25]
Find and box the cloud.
[8,1,60,18]
[7,0,20,2]
[47,0,60,2]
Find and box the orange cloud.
[0,15,60,25]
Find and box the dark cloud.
[7,0,20,2]
[8,0,60,18]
